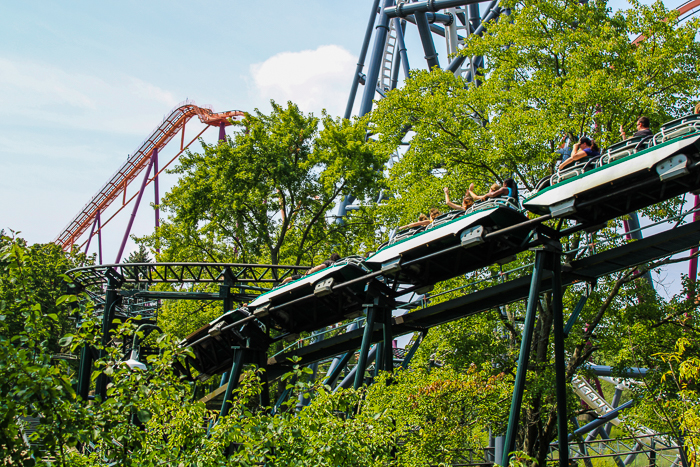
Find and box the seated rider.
[399,208,440,230]
[558,137,600,171]
[282,253,341,284]
[469,178,518,202]
[443,187,475,211]
[620,116,652,140]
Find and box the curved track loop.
[54,101,244,250]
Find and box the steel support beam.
[115,149,156,263]
[551,247,569,467]
[414,12,441,69]
[153,147,160,255]
[358,0,395,118]
[95,272,122,401]
[386,0,486,17]
[345,0,382,120]
[219,349,244,419]
[688,195,700,299]
[401,330,426,369]
[355,300,379,389]
[382,308,394,372]
[502,249,547,467]
[77,344,93,400]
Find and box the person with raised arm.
[443,186,475,211]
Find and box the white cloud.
[0,57,179,135]
[250,45,357,117]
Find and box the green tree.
[0,233,89,353]
[146,101,386,266]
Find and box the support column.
[95,272,122,401]
[84,214,99,256]
[391,18,409,88]
[688,195,700,299]
[218,122,226,142]
[153,147,160,255]
[345,0,382,120]
[382,308,394,373]
[502,249,547,467]
[414,11,440,69]
[115,150,156,263]
[219,349,245,419]
[358,0,395,118]
[354,300,378,389]
[551,248,569,467]
[96,210,103,265]
[77,344,93,400]
[401,330,426,369]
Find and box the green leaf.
[136,409,152,423]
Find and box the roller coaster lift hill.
[60,1,700,465]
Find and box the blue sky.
[0,0,691,269]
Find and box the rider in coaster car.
[558,137,600,171]
[399,208,441,230]
[620,116,652,140]
[443,186,475,211]
[282,253,342,284]
[468,178,519,202]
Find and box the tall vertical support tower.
[337,0,502,218]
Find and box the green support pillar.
[382,308,394,373]
[77,344,93,400]
[551,246,569,467]
[95,272,122,401]
[502,249,547,467]
[220,348,245,419]
[354,299,378,389]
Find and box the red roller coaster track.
[54,101,244,251]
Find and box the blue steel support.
[414,12,441,69]
[502,249,547,467]
[375,341,384,374]
[323,322,360,387]
[297,331,325,409]
[566,400,634,442]
[387,0,486,17]
[337,345,377,391]
[344,0,382,120]
[564,286,592,336]
[390,19,408,90]
[551,247,569,467]
[323,350,354,387]
[358,0,395,118]
[355,300,379,389]
[401,330,426,369]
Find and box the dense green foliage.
[3,0,700,465]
